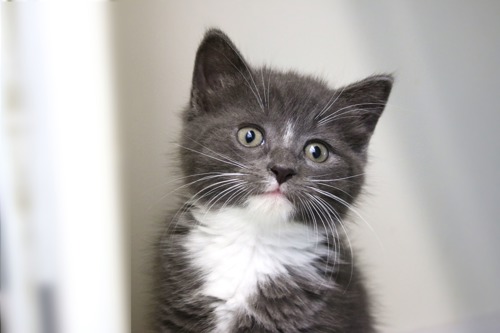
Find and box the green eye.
[305,142,329,163]
[237,127,264,147]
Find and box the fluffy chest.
[185,206,325,321]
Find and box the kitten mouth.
[264,188,283,196]
[262,184,290,198]
[260,182,290,200]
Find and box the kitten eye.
[304,142,329,163]
[237,127,264,147]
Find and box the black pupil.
[245,130,255,143]
[311,145,322,159]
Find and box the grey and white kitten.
[155,29,393,333]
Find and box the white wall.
[4,1,498,333]
[114,1,500,332]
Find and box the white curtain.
[1,4,127,333]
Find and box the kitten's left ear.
[328,74,393,151]
[190,29,249,115]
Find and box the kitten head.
[179,29,392,225]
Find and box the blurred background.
[2,1,500,332]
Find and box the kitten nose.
[270,165,296,184]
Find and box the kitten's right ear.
[190,29,247,114]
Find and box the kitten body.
[155,29,393,333]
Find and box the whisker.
[313,182,354,199]
[166,179,245,241]
[309,173,365,182]
[219,184,249,211]
[319,107,381,125]
[307,186,384,252]
[266,68,271,109]
[185,137,249,169]
[305,195,335,274]
[148,173,246,211]
[315,84,348,119]
[304,195,342,270]
[176,144,248,170]
[310,194,354,291]
[223,41,265,111]
[260,68,267,108]
[318,103,387,125]
[316,76,397,120]
[216,47,265,111]
[296,194,321,249]
[140,171,230,196]
[203,181,247,214]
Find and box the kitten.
[155,29,393,333]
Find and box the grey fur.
[154,29,393,332]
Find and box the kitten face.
[179,29,392,225]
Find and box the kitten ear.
[190,29,248,113]
[330,74,393,151]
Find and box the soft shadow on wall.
[346,1,500,331]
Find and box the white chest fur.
[185,202,326,332]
